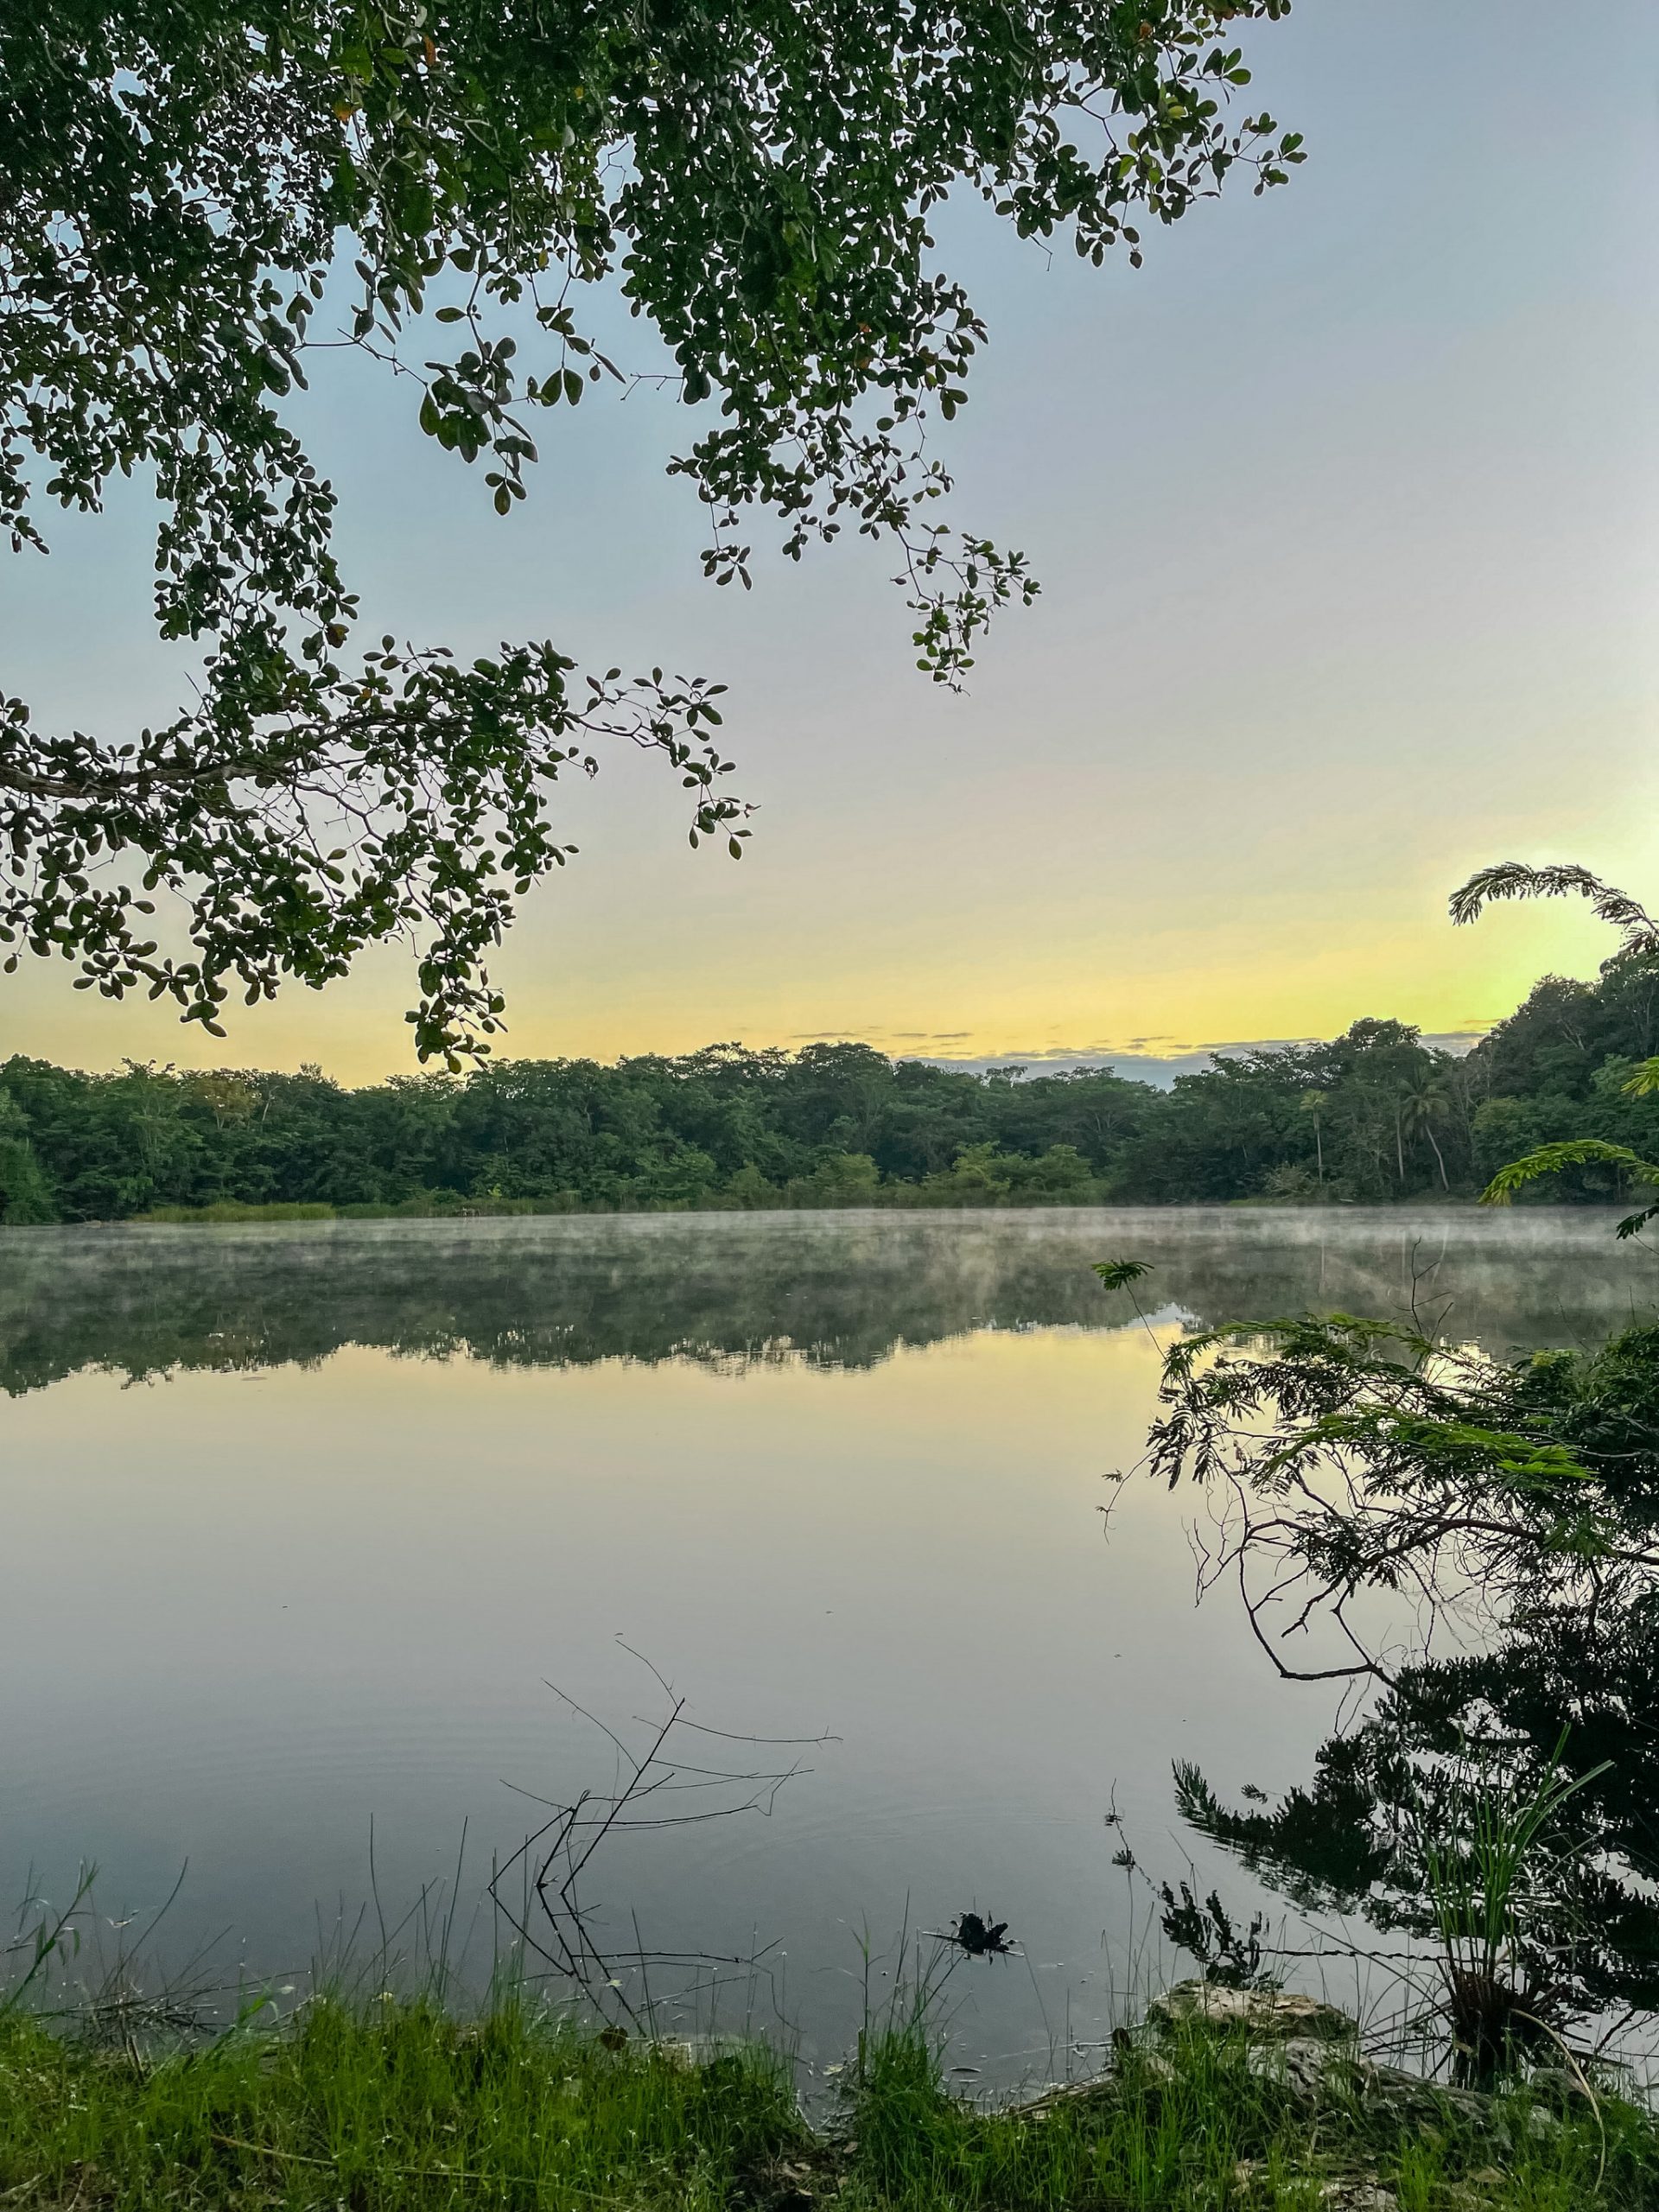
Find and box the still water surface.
[1,1208,1649,2075]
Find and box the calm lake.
[2,1207,1650,2079]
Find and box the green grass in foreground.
[2,1998,1655,2212]
[0,1999,801,2212]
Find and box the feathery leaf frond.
[1479,1140,1659,1206]
[1449,863,1659,958]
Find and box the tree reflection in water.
[0,1207,1648,1396]
[1147,1302,1659,2069]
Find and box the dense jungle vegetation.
[2,955,1656,1224]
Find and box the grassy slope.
[1,1999,1653,2212]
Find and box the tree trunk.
[1426,1123,1448,1191]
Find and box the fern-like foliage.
[1448,868,1659,1240]
[1448,862,1659,959]
[1478,1139,1659,1207]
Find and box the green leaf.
[1480,1141,1659,1206]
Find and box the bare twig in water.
[487,1645,833,2030]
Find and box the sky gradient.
[3,0,1656,1083]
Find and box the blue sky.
[3,0,1657,1080]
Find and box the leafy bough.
[1,646,739,1066]
[1140,1313,1659,1687]
[1481,1137,1659,1241]
[3,0,1303,1058]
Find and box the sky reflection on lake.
[1,1209,1649,2078]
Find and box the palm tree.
[1299,1090,1328,1189]
[1400,1077,1450,1192]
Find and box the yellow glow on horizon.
[0,854,1647,1083]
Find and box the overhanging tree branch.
[3,0,1302,1053]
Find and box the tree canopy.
[5,953,1659,1222]
[1449,862,1659,1232]
[1,0,1300,1060]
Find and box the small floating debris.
[926,1910,1014,1958]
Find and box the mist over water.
[0,1205,1645,1388]
[1,1209,1649,2078]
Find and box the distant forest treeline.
[2,957,1657,1224]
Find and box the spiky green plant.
[1419,1736,1611,2087]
